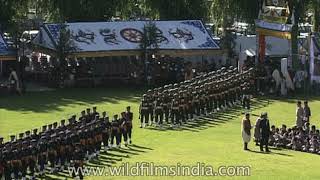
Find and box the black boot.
[266,145,271,152]
[244,143,248,150]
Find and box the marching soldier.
[11,149,22,179]
[162,90,171,123]
[199,87,206,115]
[186,88,194,120]
[94,119,103,158]
[28,141,37,179]
[125,106,133,144]
[79,129,87,161]
[64,131,73,167]
[242,83,251,113]
[86,125,96,160]
[37,138,48,176]
[59,119,67,131]
[3,149,11,180]
[171,96,181,126]
[86,108,93,122]
[119,112,126,146]
[0,146,4,180]
[139,94,150,128]
[193,92,200,116]
[20,142,29,180]
[72,143,85,180]
[101,111,111,150]
[79,110,87,124]
[179,92,187,123]
[120,112,129,146]
[92,106,99,117]
[154,97,164,126]
[48,138,57,173]
[111,115,121,148]
[147,90,155,124]
[0,137,3,149]
[57,132,67,171]
[207,83,214,113]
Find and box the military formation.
[0,106,133,180]
[139,66,255,128]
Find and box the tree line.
[0,0,319,31]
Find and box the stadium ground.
[1,88,320,180]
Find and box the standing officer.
[125,106,133,144]
[179,92,186,123]
[171,95,181,126]
[154,97,164,127]
[139,95,150,128]
[111,115,121,148]
[259,112,270,152]
[101,111,111,150]
[162,90,170,123]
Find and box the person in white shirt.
[242,113,252,150]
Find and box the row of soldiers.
[139,67,254,128]
[0,106,133,180]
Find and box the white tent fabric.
[236,35,290,70]
[236,35,290,58]
[255,19,292,32]
[0,32,15,59]
[0,33,10,55]
[309,34,320,83]
[32,20,220,53]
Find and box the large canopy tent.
[0,32,16,76]
[32,20,221,58]
[0,33,16,61]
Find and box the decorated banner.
[256,0,292,38]
[255,0,293,63]
[33,20,220,54]
[260,0,290,24]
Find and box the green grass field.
[1,88,320,180]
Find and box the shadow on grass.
[248,149,293,157]
[42,143,153,179]
[0,87,144,113]
[256,94,320,104]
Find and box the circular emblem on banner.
[120,28,143,43]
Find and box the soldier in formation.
[0,106,133,180]
[139,67,255,128]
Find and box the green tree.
[144,0,208,20]
[309,0,320,32]
[54,24,77,87]
[50,0,132,22]
[209,0,241,57]
[139,21,159,85]
[140,21,159,53]
[288,0,308,69]
[56,24,76,65]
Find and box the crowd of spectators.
[253,100,320,154]
[242,57,311,97]
[19,55,220,88]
